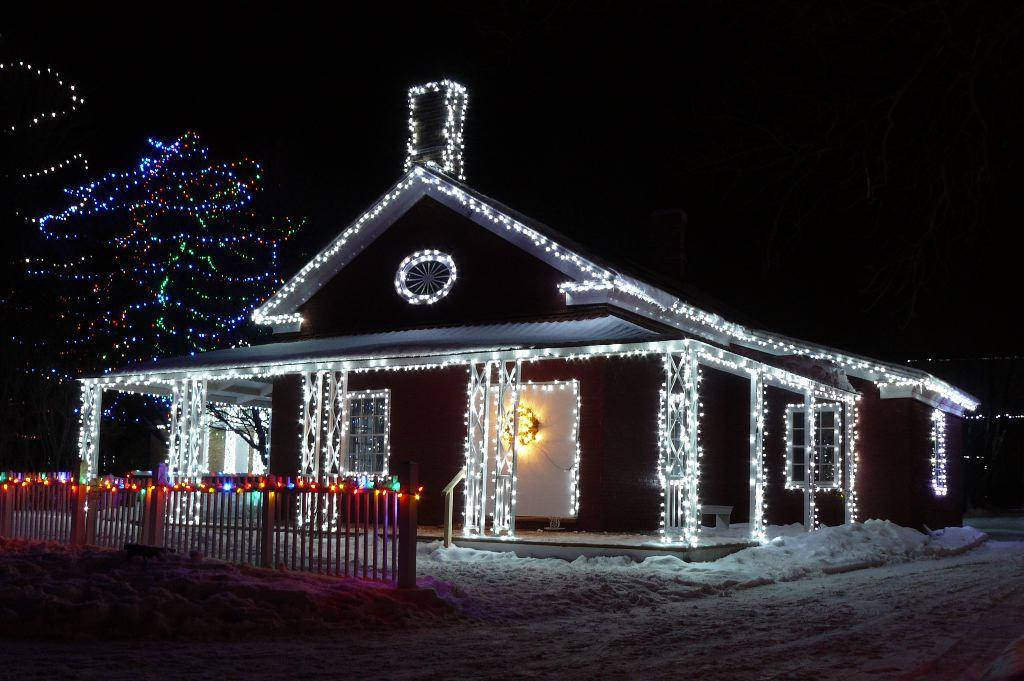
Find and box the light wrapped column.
[844,400,860,523]
[167,378,209,481]
[491,360,521,537]
[300,371,324,478]
[77,380,103,482]
[803,391,817,531]
[748,371,767,542]
[659,350,701,546]
[463,362,492,535]
[323,371,348,477]
[300,371,348,480]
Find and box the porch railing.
[0,464,420,587]
[442,466,466,548]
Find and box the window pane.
[792,464,805,482]
[346,394,389,473]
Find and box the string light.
[1,61,85,134]
[251,162,975,415]
[394,250,457,304]
[405,80,468,180]
[930,409,947,496]
[20,152,89,179]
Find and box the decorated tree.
[31,131,299,373]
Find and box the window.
[786,404,841,488]
[346,390,390,474]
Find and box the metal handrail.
[441,466,466,548]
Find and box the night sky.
[3,3,1020,371]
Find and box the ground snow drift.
[423,520,987,589]
[0,538,459,640]
[0,521,986,641]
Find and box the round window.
[394,250,457,304]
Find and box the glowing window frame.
[785,403,842,489]
[345,389,391,475]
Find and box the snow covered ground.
[2,521,1023,680]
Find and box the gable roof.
[253,164,979,415]
[253,164,623,327]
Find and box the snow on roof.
[246,164,977,414]
[102,315,663,377]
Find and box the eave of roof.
[245,164,978,414]
[97,315,664,379]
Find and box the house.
[80,80,978,546]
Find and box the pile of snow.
[707,520,986,582]
[0,538,459,640]
[421,521,988,599]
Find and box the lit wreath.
[501,404,540,451]
[394,250,457,304]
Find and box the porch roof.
[100,314,665,378]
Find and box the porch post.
[300,371,325,479]
[491,359,521,537]
[803,390,817,531]
[659,350,701,546]
[463,361,492,535]
[77,380,102,481]
[323,371,348,478]
[843,399,859,524]
[167,378,209,481]
[748,370,766,542]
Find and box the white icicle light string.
[249,164,975,414]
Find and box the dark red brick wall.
[267,356,665,532]
[267,359,966,533]
[298,196,570,337]
[854,377,965,530]
[346,367,470,526]
[763,385,806,526]
[940,415,965,527]
[698,367,752,524]
[269,374,301,476]
[521,355,663,532]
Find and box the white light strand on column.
[748,371,768,543]
[658,351,702,546]
[76,381,102,482]
[845,399,860,522]
[463,362,490,535]
[930,409,948,496]
[806,394,819,531]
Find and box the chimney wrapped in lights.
[405,80,468,180]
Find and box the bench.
[701,505,734,529]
